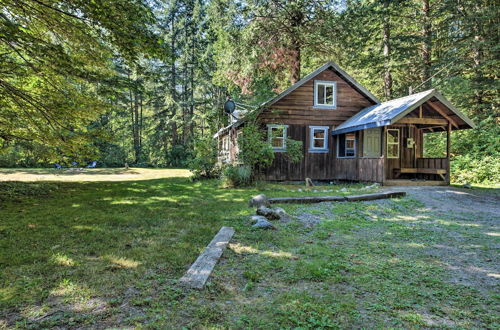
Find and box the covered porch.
[332,89,475,186]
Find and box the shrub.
[237,121,303,181]
[451,155,500,184]
[238,123,275,175]
[188,136,219,180]
[221,164,252,188]
[284,138,303,163]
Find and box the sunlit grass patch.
[0,175,497,328]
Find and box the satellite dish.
[224,99,236,114]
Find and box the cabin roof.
[331,89,475,135]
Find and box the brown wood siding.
[264,124,336,181]
[358,158,384,182]
[259,68,375,127]
[259,67,377,181]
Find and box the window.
[309,126,329,153]
[387,129,400,158]
[267,124,288,151]
[337,133,356,158]
[222,136,229,151]
[363,128,381,158]
[314,81,336,108]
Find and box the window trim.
[314,80,337,109]
[337,132,357,158]
[267,124,288,152]
[309,126,329,153]
[386,128,400,159]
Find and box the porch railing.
[416,158,448,170]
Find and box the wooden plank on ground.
[179,226,235,289]
[268,192,406,204]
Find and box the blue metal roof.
[332,90,437,135]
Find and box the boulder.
[340,187,348,192]
[256,206,290,221]
[273,207,291,221]
[462,183,472,189]
[248,194,270,208]
[256,206,279,220]
[250,216,275,229]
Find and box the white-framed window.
[337,132,356,158]
[309,126,329,153]
[387,129,400,159]
[267,124,288,151]
[222,136,229,151]
[314,80,337,109]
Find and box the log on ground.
[268,192,406,204]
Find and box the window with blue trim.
[314,81,336,109]
[309,126,329,153]
[337,133,356,158]
[267,124,288,151]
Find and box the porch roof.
[331,89,475,135]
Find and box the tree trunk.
[421,0,432,88]
[170,13,178,147]
[290,39,301,84]
[133,89,141,163]
[471,3,484,115]
[383,0,392,99]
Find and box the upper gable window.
[314,80,337,109]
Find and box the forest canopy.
[0,0,498,181]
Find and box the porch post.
[446,122,451,184]
[382,126,387,184]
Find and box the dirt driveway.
[381,185,500,290]
[383,185,500,216]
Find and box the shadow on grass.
[1,180,498,328]
[0,177,256,325]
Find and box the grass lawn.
[0,169,498,328]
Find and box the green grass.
[0,171,497,328]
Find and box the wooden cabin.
[215,62,475,185]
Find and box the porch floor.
[384,179,448,186]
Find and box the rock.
[312,189,318,193]
[462,183,472,189]
[273,207,291,221]
[256,206,290,221]
[256,207,278,220]
[249,194,270,208]
[305,178,314,187]
[298,188,303,192]
[362,183,379,190]
[340,187,348,192]
[251,216,275,229]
